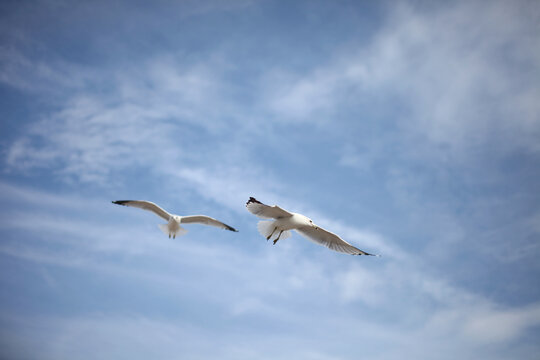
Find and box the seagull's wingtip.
[365,253,381,257]
[355,252,381,257]
[246,197,261,206]
[112,200,131,206]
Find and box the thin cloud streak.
[2,183,539,360]
[1,1,539,359]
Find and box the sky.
[1,0,539,359]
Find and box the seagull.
[246,197,377,256]
[112,200,238,238]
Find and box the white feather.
[257,220,275,238]
[256,221,291,241]
[158,224,188,237]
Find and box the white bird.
[246,197,377,256]
[112,200,238,238]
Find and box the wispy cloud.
[5,1,538,186]
[3,54,251,183]
[261,0,540,155]
[1,1,539,359]
[2,182,539,360]
[463,303,540,343]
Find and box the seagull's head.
[172,215,182,222]
[307,218,320,230]
[294,213,315,227]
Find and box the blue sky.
[1,0,540,359]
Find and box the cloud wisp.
[1,1,540,359]
[1,182,540,360]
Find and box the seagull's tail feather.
[256,221,291,241]
[257,220,276,239]
[158,224,188,238]
[158,224,169,236]
[278,230,291,241]
[175,227,189,237]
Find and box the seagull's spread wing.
[296,225,376,256]
[181,215,238,232]
[246,197,293,219]
[112,200,171,221]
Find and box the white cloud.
[5,95,179,183]
[360,1,540,153]
[261,0,540,154]
[2,180,539,359]
[335,263,384,306]
[263,68,342,121]
[6,1,538,186]
[3,54,244,183]
[1,2,539,358]
[171,165,290,214]
[463,304,540,343]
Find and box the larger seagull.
[246,197,377,256]
[112,200,238,238]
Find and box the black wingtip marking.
[246,197,261,206]
[226,226,239,232]
[112,200,130,206]
[356,252,380,257]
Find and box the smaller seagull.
[112,200,238,238]
[246,197,378,256]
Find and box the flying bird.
[246,197,377,256]
[112,200,238,238]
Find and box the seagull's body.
[112,200,238,238]
[246,197,377,256]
